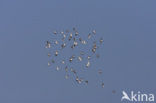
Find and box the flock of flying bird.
[45,27,106,88]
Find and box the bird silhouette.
[121,91,131,101]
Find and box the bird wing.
[123,91,128,96]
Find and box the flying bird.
[45,27,105,88]
[121,91,131,101]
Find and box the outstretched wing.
[121,91,131,101]
[123,91,128,96]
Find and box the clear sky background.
[0,0,156,103]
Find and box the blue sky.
[0,0,156,103]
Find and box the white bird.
[48,62,51,66]
[74,41,78,46]
[60,31,64,34]
[61,43,66,48]
[121,91,131,101]
[86,61,90,68]
[55,51,58,56]
[45,41,51,48]
[92,30,96,34]
[75,31,78,36]
[78,56,82,61]
[68,33,72,41]
[56,66,60,71]
[55,40,58,45]
[62,60,65,64]
[81,40,87,44]
[87,56,91,60]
